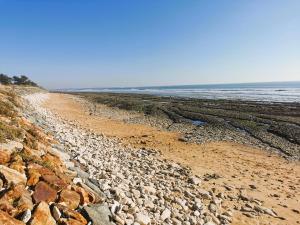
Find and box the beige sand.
[44,93,300,225]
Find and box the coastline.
[67,92,300,160]
[43,92,300,225]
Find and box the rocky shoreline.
[69,92,300,160]
[25,93,233,224]
[0,86,295,225]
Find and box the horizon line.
[51,80,300,91]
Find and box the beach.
[40,92,300,225]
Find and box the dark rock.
[83,203,113,225]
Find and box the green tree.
[0,74,12,85]
[13,75,38,86]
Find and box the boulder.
[55,204,87,224]
[0,210,25,225]
[72,185,91,204]
[42,153,63,169]
[0,141,23,153]
[41,174,68,191]
[27,163,43,186]
[9,154,25,174]
[59,189,81,210]
[33,181,57,203]
[0,185,30,216]
[48,147,70,162]
[16,187,34,212]
[30,201,56,225]
[0,165,27,187]
[78,181,105,203]
[23,146,44,158]
[83,203,113,225]
[0,150,10,164]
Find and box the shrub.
[0,74,12,85]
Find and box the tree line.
[0,74,38,86]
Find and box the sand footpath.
[44,93,300,225]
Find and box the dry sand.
[44,93,300,225]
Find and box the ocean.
[64,81,300,103]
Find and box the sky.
[0,0,299,89]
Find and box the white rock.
[135,212,151,225]
[161,208,171,221]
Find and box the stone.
[0,184,33,216]
[0,165,27,187]
[72,185,91,204]
[23,146,43,159]
[17,187,34,212]
[0,150,10,164]
[56,204,87,224]
[26,163,43,186]
[83,203,113,225]
[254,205,277,217]
[132,189,141,199]
[142,186,156,194]
[20,209,31,223]
[188,176,201,185]
[33,181,57,203]
[9,161,25,174]
[78,182,105,203]
[48,147,70,162]
[161,208,171,221]
[0,141,23,153]
[59,189,81,210]
[41,174,68,191]
[42,153,63,169]
[73,177,83,184]
[0,210,25,225]
[52,205,61,220]
[30,201,56,225]
[27,170,41,186]
[198,189,211,199]
[135,212,151,225]
[69,167,90,179]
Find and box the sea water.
[63,81,300,103]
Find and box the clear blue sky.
[0,0,299,89]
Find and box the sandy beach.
[42,93,300,225]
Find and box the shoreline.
[43,92,300,225]
[66,91,300,160]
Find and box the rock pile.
[0,87,112,224]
